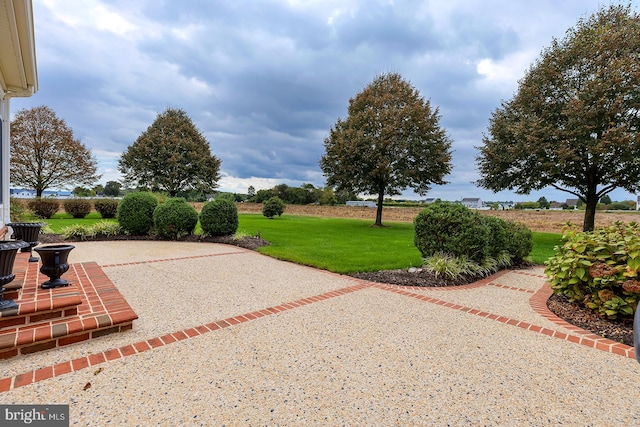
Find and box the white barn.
[461,198,482,209]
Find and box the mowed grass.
[238,214,424,273]
[34,212,116,233]
[38,212,561,273]
[530,232,564,265]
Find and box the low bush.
[60,221,122,240]
[153,198,198,239]
[63,199,92,218]
[117,192,158,235]
[91,221,122,237]
[28,198,59,219]
[200,198,238,236]
[10,198,28,222]
[414,202,489,263]
[262,196,286,219]
[94,199,119,218]
[545,222,640,319]
[423,252,484,280]
[60,224,96,240]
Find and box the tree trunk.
[582,195,598,232]
[374,191,384,227]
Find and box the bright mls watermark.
[1,405,69,426]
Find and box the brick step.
[0,255,29,303]
[0,291,82,329]
[0,313,135,359]
[0,254,138,359]
[0,261,83,329]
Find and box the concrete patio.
[0,241,638,425]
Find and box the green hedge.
[200,198,238,236]
[117,192,158,235]
[153,198,198,239]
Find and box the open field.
[233,203,640,233]
[19,199,640,234]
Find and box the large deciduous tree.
[476,4,640,232]
[103,180,122,197]
[119,108,221,197]
[320,73,453,226]
[10,106,100,197]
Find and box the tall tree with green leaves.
[537,196,550,209]
[119,108,221,197]
[103,180,122,197]
[476,4,640,232]
[320,73,453,226]
[10,106,100,197]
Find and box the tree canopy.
[103,180,122,197]
[10,106,100,197]
[320,72,452,226]
[476,4,640,231]
[119,108,221,197]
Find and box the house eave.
[0,0,38,98]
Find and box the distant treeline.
[245,184,355,205]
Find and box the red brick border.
[529,282,635,359]
[0,282,370,393]
[1,257,634,395]
[373,280,635,360]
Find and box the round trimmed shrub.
[116,192,158,235]
[153,198,198,239]
[262,196,285,219]
[63,198,92,218]
[27,198,59,219]
[94,199,119,218]
[482,215,510,258]
[414,202,489,263]
[504,220,533,262]
[200,198,238,236]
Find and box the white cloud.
[475,50,536,95]
[42,0,136,36]
[21,0,640,203]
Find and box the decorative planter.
[7,222,46,262]
[0,240,29,311]
[34,244,75,289]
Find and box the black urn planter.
[8,222,46,262]
[34,244,75,289]
[0,240,29,311]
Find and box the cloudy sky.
[11,0,640,202]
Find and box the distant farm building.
[346,200,376,208]
[565,198,579,209]
[10,188,72,198]
[461,198,482,209]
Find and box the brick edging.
[529,283,635,359]
[371,280,635,360]
[0,282,371,393]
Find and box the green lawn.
[237,214,424,273]
[38,213,561,273]
[38,212,116,233]
[530,232,564,266]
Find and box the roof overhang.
[0,0,38,98]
